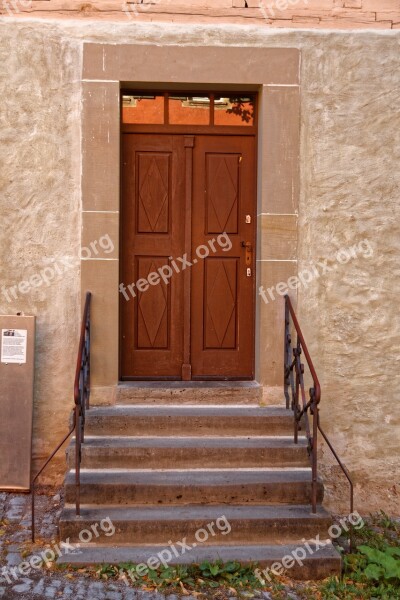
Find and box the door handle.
[241,241,253,267]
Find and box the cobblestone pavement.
[0,576,186,600]
[0,492,300,600]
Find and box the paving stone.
[62,584,75,596]
[6,498,28,522]
[5,545,20,552]
[32,579,46,594]
[105,591,123,599]
[5,552,22,567]
[11,578,33,593]
[88,581,107,599]
[10,532,30,543]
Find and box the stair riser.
[56,546,341,581]
[65,481,323,506]
[67,447,309,469]
[86,416,297,437]
[116,387,262,405]
[59,517,332,545]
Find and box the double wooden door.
[121,133,256,380]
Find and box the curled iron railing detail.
[284,295,354,517]
[31,292,91,541]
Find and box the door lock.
[241,241,253,267]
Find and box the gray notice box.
[0,315,35,492]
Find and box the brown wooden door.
[121,133,256,380]
[121,134,185,378]
[191,135,256,379]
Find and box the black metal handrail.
[74,291,91,516]
[284,294,354,517]
[31,292,91,541]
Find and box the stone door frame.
[81,43,300,404]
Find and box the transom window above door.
[122,93,255,127]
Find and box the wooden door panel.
[206,153,240,234]
[136,152,170,233]
[135,256,170,349]
[121,135,185,379]
[191,136,256,379]
[204,258,238,349]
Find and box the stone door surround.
[81,44,300,404]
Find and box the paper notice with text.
[1,329,28,364]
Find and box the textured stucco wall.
[0,23,82,481]
[0,18,399,512]
[298,33,400,512]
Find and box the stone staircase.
[59,384,341,580]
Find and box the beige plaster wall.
[298,33,400,512]
[0,24,82,482]
[0,18,399,512]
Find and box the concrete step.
[65,468,323,506]
[67,436,309,469]
[85,405,301,437]
[59,504,332,545]
[57,542,341,581]
[116,381,262,405]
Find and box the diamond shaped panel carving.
[206,153,239,234]
[136,257,169,348]
[204,258,237,349]
[137,153,170,233]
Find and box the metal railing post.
[30,293,91,541]
[283,295,354,523]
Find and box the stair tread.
[118,381,261,390]
[86,405,292,417]
[66,468,314,485]
[71,436,307,449]
[60,504,330,521]
[58,542,341,565]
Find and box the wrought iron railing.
[284,294,354,517]
[31,292,91,541]
[73,291,91,516]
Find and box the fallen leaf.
[179,581,191,595]
[228,587,237,595]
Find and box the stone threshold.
[117,380,261,389]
